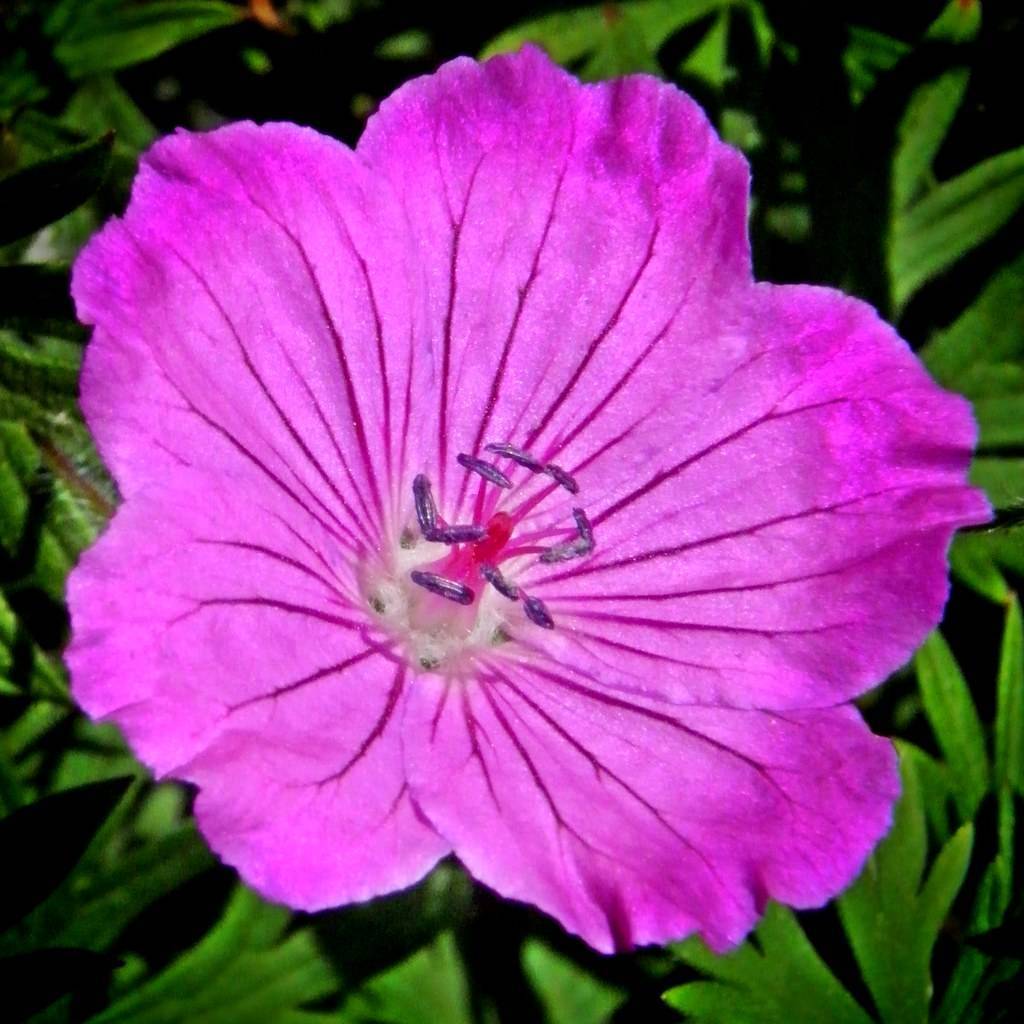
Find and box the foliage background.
[1,1,1022,1021]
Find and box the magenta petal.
[358,45,750,504]
[404,669,898,953]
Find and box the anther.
[481,563,519,601]
[457,453,511,489]
[544,463,579,495]
[428,523,487,544]
[410,570,475,605]
[523,594,555,629]
[572,507,594,547]
[484,442,544,473]
[413,474,437,534]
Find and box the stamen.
[413,474,437,534]
[545,463,579,494]
[457,453,511,489]
[484,441,544,473]
[538,505,594,563]
[572,507,593,546]
[523,594,555,629]
[428,523,487,544]
[481,563,519,601]
[410,570,475,605]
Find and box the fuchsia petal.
[69,123,448,901]
[404,669,899,953]
[358,45,750,506]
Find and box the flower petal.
[73,121,431,531]
[525,285,989,709]
[404,666,898,952]
[181,672,449,910]
[357,45,750,510]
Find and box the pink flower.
[67,47,988,953]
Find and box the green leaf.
[0,948,122,1022]
[837,751,974,1024]
[90,886,339,1024]
[666,903,872,1024]
[49,825,215,951]
[0,133,113,246]
[915,630,990,820]
[522,941,625,1024]
[53,1,245,79]
[890,145,1024,309]
[953,459,1024,595]
[995,596,1024,794]
[481,1,771,82]
[0,588,67,704]
[0,420,40,553]
[0,333,80,410]
[63,77,156,158]
[892,67,969,211]
[339,932,471,1024]
[0,265,82,340]
[0,776,132,933]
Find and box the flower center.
[362,443,593,674]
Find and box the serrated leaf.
[995,596,1023,794]
[53,1,245,79]
[837,751,974,1024]
[90,886,338,1024]
[893,68,969,211]
[890,145,1024,309]
[0,133,113,246]
[915,630,990,820]
[0,776,132,933]
[340,932,472,1024]
[666,903,872,1024]
[522,941,624,1024]
[0,265,82,340]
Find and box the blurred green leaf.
[0,133,113,246]
[0,419,40,553]
[666,902,872,1024]
[892,67,969,211]
[915,631,990,820]
[375,29,432,61]
[63,77,156,158]
[0,588,67,703]
[522,941,624,1024]
[844,26,910,105]
[0,947,122,1023]
[995,596,1023,795]
[837,752,973,1024]
[89,886,339,1024]
[481,1,771,82]
[0,333,80,408]
[0,776,132,933]
[50,825,215,951]
[340,932,471,1024]
[890,145,1024,310]
[52,1,245,79]
[0,265,82,340]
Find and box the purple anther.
[544,463,579,495]
[572,507,594,548]
[428,523,487,544]
[538,538,590,564]
[456,452,512,489]
[484,442,544,473]
[410,570,475,605]
[523,594,555,629]
[481,563,519,601]
[413,474,437,534]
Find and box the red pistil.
[471,512,514,566]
